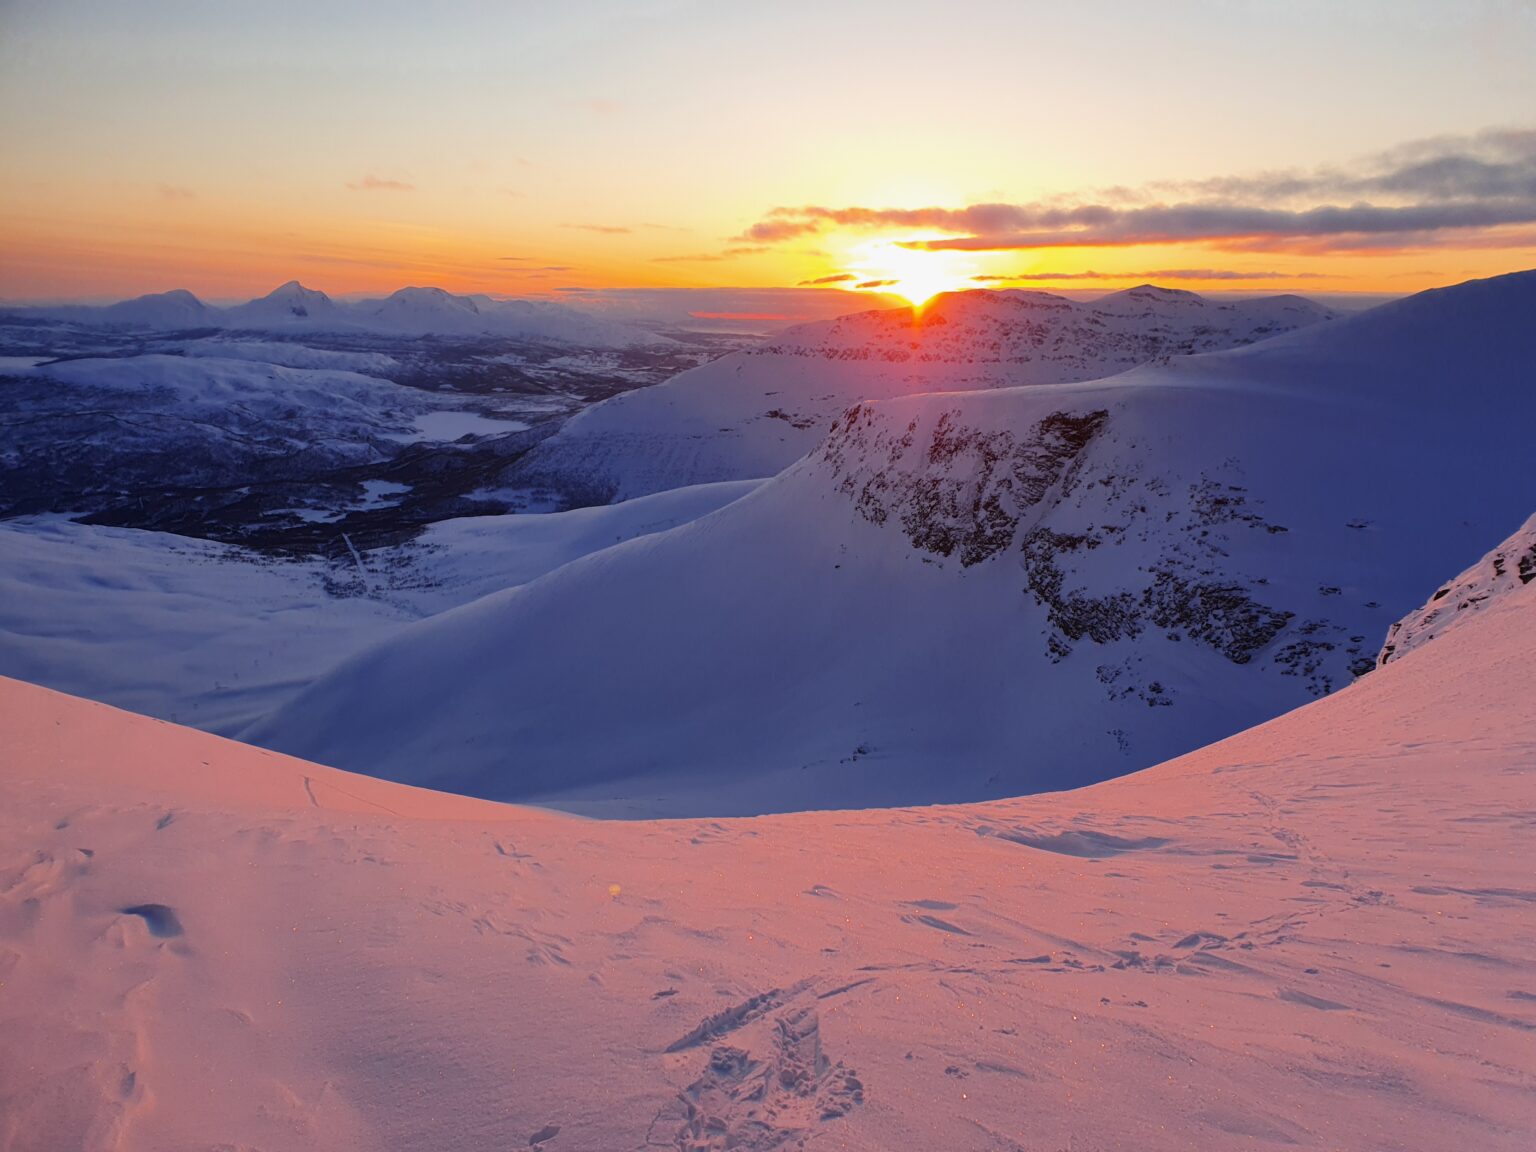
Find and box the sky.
[2,0,1536,306]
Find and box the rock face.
[1379,511,1536,666]
[822,404,1109,567]
[508,287,1338,503]
[815,397,1369,697]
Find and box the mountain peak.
[264,280,324,299]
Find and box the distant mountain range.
[9,281,666,349]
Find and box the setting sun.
[841,238,978,307]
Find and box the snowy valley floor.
[1,570,1533,1150]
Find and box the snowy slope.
[510,285,1338,502]
[1378,510,1536,665]
[250,272,1536,813]
[0,482,760,733]
[2,550,1533,1150]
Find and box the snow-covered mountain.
[224,280,349,329]
[1378,510,1536,666]
[98,288,220,329]
[247,271,1536,815]
[509,285,1339,502]
[8,281,663,349]
[2,517,1532,1151]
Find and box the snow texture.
[0,543,1532,1150]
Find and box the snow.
[355,479,412,509]
[1,548,1531,1150]
[1378,509,1536,665]
[0,482,761,733]
[176,338,400,374]
[389,410,532,442]
[26,353,421,431]
[247,271,1536,814]
[512,285,1339,502]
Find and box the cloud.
[738,127,1536,254]
[797,273,857,285]
[972,268,1336,282]
[565,223,631,234]
[855,278,900,288]
[347,175,414,192]
[157,184,195,201]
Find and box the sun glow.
[842,239,978,307]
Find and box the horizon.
[4,2,1536,305]
[3,274,1413,333]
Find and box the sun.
[844,239,976,308]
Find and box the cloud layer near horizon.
[739,128,1536,254]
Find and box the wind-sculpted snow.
[1379,509,1536,665]
[510,286,1338,502]
[250,271,1536,814]
[2,550,1534,1150]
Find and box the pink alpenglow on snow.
[1,535,1533,1150]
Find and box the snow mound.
[249,273,1536,814]
[1378,510,1536,665]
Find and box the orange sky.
[3,2,1535,305]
